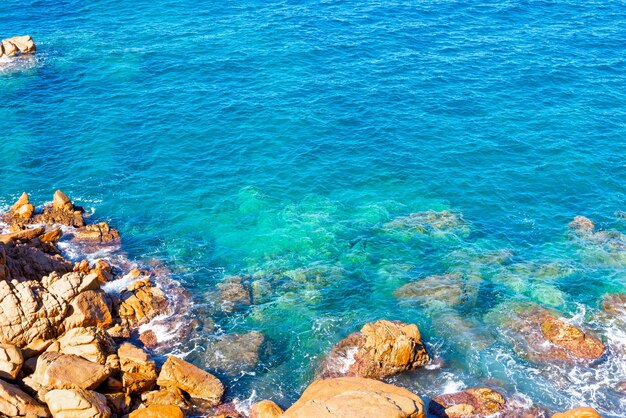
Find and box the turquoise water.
[2,0,626,415]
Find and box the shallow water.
[2,0,626,415]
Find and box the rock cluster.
[0,36,36,59]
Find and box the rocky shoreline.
[0,191,614,417]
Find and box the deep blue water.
[2,1,626,416]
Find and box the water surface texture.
[2,1,626,415]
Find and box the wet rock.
[216,276,251,312]
[540,315,605,360]
[0,343,23,380]
[552,407,601,418]
[282,376,426,418]
[429,388,505,418]
[32,190,85,227]
[63,290,113,330]
[212,402,245,418]
[321,320,429,379]
[74,222,120,243]
[57,327,115,364]
[0,378,48,417]
[568,216,595,232]
[139,330,158,349]
[395,273,478,309]
[250,400,283,418]
[45,389,110,418]
[1,192,34,223]
[205,331,264,372]
[30,351,112,391]
[129,404,184,418]
[141,386,189,409]
[118,343,157,394]
[602,293,626,315]
[115,278,168,328]
[157,356,224,405]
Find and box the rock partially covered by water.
[395,273,478,309]
[157,356,224,406]
[0,36,36,58]
[602,293,626,315]
[282,377,426,418]
[31,190,86,227]
[552,407,601,418]
[429,388,505,418]
[568,216,596,232]
[250,400,283,418]
[205,331,264,372]
[74,222,121,243]
[383,210,468,237]
[321,320,429,379]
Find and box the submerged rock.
[205,331,264,372]
[383,210,468,237]
[321,320,429,379]
[602,293,626,315]
[568,216,596,233]
[395,272,479,309]
[282,377,426,418]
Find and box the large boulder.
[282,377,426,418]
[0,343,23,379]
[157,356,224,405]
[552,407,601,418]
[45,389,111,418]
[140,386,188,409]
[62,290,113,330]
[29,352,111,391]
[0,378,48,417]
[115,278,168,328]
[0,36,35,57]
[57,327,115,364]
[429,388,505,418]
[118,343,157,394]
[129,405,184,418]
[0,271,99,347]
[250,400,283,418]
[320,320,429,379]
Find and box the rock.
[569,216,595,232]
[216,276,251,312]
[321,320,429,379]
[32,191,84,227]
[107,325,131,340]
[394,273,477,309]
[40,228,63,244]
[1,36,35,55]
[250,400,283,418]
[129,405,184,418]
[57,327,115,364]
[429,388,505,418]
[92,260,113,284]
[157,356,224,405]
[552,407,601,418]
[1,39,18,57]
[115,278,168,328]
[63,290,113,330]
[1,240,73,282]
[74,222,120,243]
[205,331,264,371]
[118,343,157,394]
[2,192,34,222]
[0,226,45,244]
[602,293,626,315]
[103,392,131,415]
[0,271,97,347]
[53,190,72,212]
[31,352,111,391]
[282,377,426,418]
[212,402,245,418]
[0,378,48,417]
[45,389,110,418]
[540,315,605,360]
[141,386,188,409]
[139,330,158,349]
[383,210,468,237]
[0,343,23,379]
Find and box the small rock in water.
[569,216,596,232]
[429,388,505,418]
[320,320,429,379]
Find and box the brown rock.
[0,379,48,417]
[74,222,120,243]
[282,377,426,418]
[540,315,605,360]
[250,400,283,418]
[0,226,45,244]
[217,276,251,312]
[1,40,18,57]
[0,343,23,379]
[92,260,113,284]
[2,192,34,222]
[115,278,168,328]
[53,190,72,212]
[552,407,602,418]
[157,356,224,405]
[32,191,84,227]
[40,228,63,243]
[104,392,131,415]
[118,343,157,394]
[141,386,188,409]
[321,320,429,379]
[429,388,506,418]
[2,240,73,282]
[2,36,35,54]
[63,290,113,330]
[58,327,115,364]
[129,405,184,418]
[45,389,110,418]
[602,293,626,315]
[31,352,111,391]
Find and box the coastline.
[0,191,612,417]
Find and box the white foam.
[102,270,145,294]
